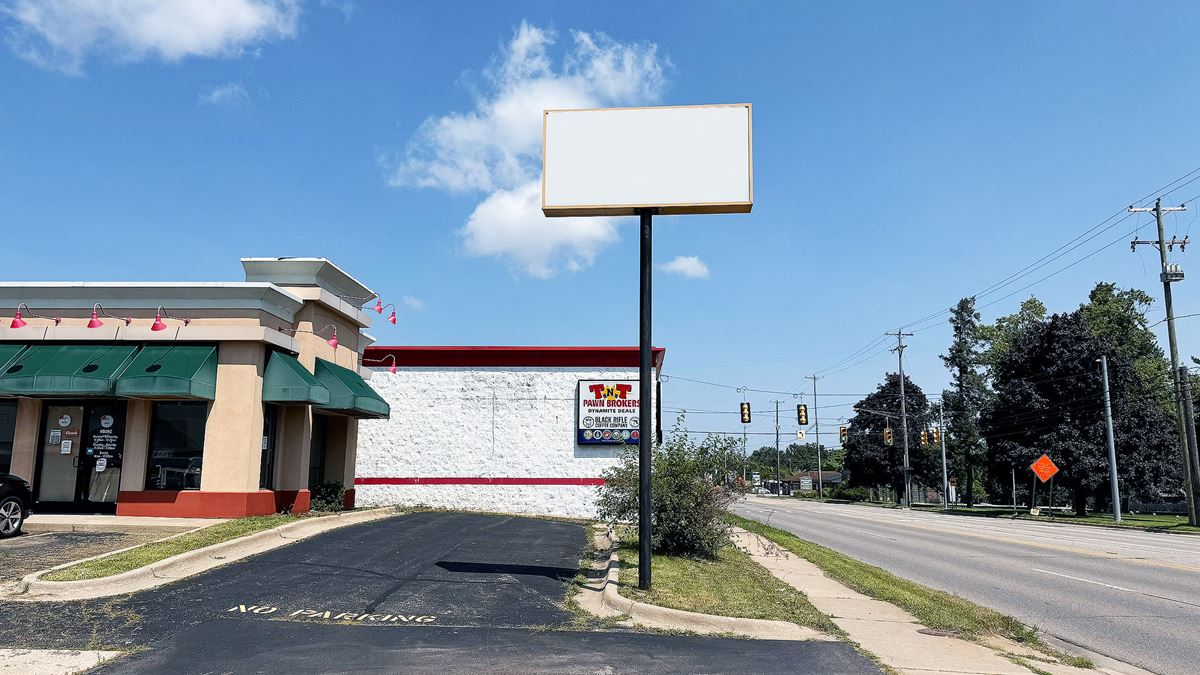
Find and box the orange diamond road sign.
[1030,454,1059,483]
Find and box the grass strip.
[42,514,307,581]
[616,536,838,634]
[909,504,1199,533]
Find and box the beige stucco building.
[0,258,388,518]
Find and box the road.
[733,497,1200,675]
[0,511,875,674]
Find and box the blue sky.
[3,1,1200,440]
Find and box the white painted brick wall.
[355,366,656,518]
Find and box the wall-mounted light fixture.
[365,353,398,374]
[151,306,192,332]
[88,304,131,329]
[9,304,62,329]
[284,324,340,348]
[372,300,397,325]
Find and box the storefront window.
[145,402,207,490]
[0,401,15,474]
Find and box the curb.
[584,528,831,641]
[7,508,397,603]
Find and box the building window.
[145,402,208,490]
[0,401,15,475]
[309,414,328,490]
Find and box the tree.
[980,296,1047,371]
[941,297,990,505]
[843,373,935,501]
[983,310,1175,514]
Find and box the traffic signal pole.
[1129,198,1199,526]
[889,331,914,507]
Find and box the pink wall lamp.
[9,304,62,329]
[365,353,398,374]
[151,306,192,332]
[372,300,397,325]
[87,304,131,329]
[284,324,340,348]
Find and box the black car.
[0,473,32,538]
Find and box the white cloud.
[2,0,300,74]
[198,81,250,109]
[401,295,425,311]
[660,255,710,279]
[387,21,668,277]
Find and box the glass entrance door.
[37,401,126,510]
[84,402,125,504]
[38,404,85,503]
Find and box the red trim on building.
[356,477,606,486]
[116,489,308,518]
[361,346,665,369]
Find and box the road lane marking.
[847,528,898,541]
[1031,569,1200,609]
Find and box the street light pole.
[1098,356,1122,524]
[809,375,823,499]
[938,401,949,511]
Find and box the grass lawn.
[616,536,838,634]
[42,514,308,581]
[911,504,1200,533]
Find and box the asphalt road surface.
[734,497,1200,675]
[0,511,875,674]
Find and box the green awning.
[0,345,138,396]
[263,352,330,405]
[313,358,389,419]
[115,345,218,400]
[0,345,26,372]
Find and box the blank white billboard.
[542,104,753,217]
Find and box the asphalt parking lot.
[0,511,877,674]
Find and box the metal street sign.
[1030,454,1059,484]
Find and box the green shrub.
[832,485,870,502]
[311,481,346,512]
[597,427,744,558]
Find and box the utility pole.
[1130,198,1199,525]
[889,331,914,506]
[774,400,781,495]
[1098,355,1122,524]
[808,375,823,498]
[938,401,949,511]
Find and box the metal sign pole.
[637,208,654,591]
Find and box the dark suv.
[0,474,32,538]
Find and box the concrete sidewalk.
[731,528,1131,675]
[24,514,224,533]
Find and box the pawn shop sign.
[1030,454,1059,483]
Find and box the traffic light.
[740,402,752,424]
[884,427,894,446]
[932,427,942,446]
[796,404,808,426]
[839,425,848,444]
[920,430,929,448]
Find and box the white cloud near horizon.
[387,21,668,278]
[401,295,425,310]
[2,0,299,74]
[660,255,710,279]
[198,81,250,109]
